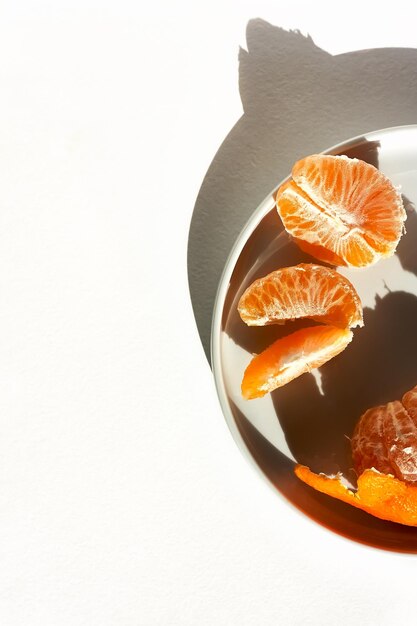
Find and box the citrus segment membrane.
[276,155,406,267]
[352,385,417,483]
[238,263,363,329]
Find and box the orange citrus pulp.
[352,384,417,483]
[276,154,406,267]
[238,263,363,329]
[241,325,352,399]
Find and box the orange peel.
[295,464,417,527]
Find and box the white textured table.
[1,2,416,624]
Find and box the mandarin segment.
[383,400,417,483]
[401,384,417,419]
[238,263,363,329]
[295,465,417,527]
[241,325,352,399]
[351,385,417,483]
[351,404,396,477]
[276,154,406,267]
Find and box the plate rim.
[210,123,417,553]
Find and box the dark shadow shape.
[188,19,417,361]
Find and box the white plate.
[212,125,417,552]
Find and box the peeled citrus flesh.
[238,263,363,329]
[276,155,406,267]
[295,464,417,527]
[241,325,352,399]
[350,404,396,477]
[352,385,417,483]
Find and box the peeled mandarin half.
[238,263,363,329]
[350,403,397,478]
[276,154,406,267]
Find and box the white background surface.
[0,1,416,624]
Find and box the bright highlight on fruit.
[276,154,406,267]
[241,325,352,399]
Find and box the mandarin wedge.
[295,465,417,527]
[276,154,406,267]
[351,404,396,478]
[241,325,352,399]
[352,384,417,483]
[238,263,363,329]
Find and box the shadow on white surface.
[187,19,417,361]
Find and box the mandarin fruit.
[241,325,352,399]
[350,404,396,477]
[276,154,406,267]
[352,385,417,483]
[238,263,363,329]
